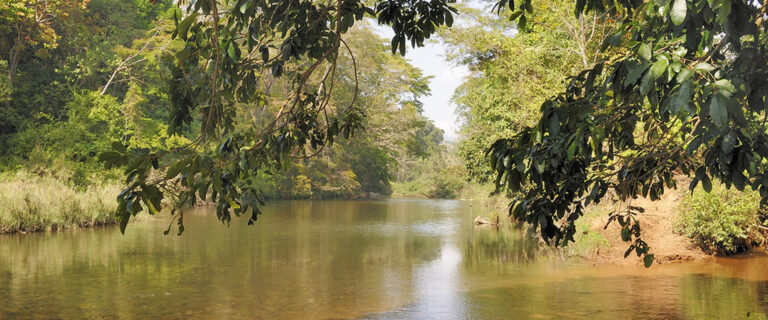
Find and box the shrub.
[677,183,765,255]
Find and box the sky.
[371,26,470,142]
[405,42,470,142]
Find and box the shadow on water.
[1,199,767,319]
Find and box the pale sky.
[371,26,470,142]
[406,43,469,142]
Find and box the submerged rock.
[474,216,496,225]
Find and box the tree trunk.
[8,26,24,87]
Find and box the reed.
[0,172,120,233]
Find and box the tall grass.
[0,172,120,233]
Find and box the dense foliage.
[445,1,614,181]
[83,0,460,234]
[488,0,768,265]
[678,183,765,255]
[251,26,445,199]
[0,0,179,183]
[391,145,467,198]
[0,0,451,234]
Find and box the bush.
[677,183,765,255]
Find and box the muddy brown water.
[1,199,767,319]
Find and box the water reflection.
[0,199,767,319]
[464,224,542,269]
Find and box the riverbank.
[578,191,708,265]
[3,170,762,268]
[571,186,767,266]
[0,173,120,234]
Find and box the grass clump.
[677,183,765,255]
[0,172,120,233]
[568,207,610,258]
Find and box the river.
[1,199,767,319]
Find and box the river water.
[1,199,767,319]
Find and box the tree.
[444,1,615,181]
[249,25,442,199]
[487,0,768,266]
[0,0,88,85]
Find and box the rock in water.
[474,216,492,225]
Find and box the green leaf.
[669,61,682,74]
[714,79,736,96]
[621,226,631,241]
[142,196,159,215]
[624,245,635,258]
[198,182,209,201]
[694,62,715,73]
[638,43,652,61]
[722,130,737,154]
[260,46,269,63]
[643,254,655,268]
[507,170,521,192]
[639,69,653,96]
[548,112,560,136]
[710,94,728,128]
[650,59,668,81]
[701,173,712,192]
[118,213,130,235]
[227,42,236,60]
[717,0,731,24]
[518,14,528,30]
[689,177,699,191]
[177,12,199,41]
[624,63,648,88]
[676,68,693,83]
[733,171,747,190]
[686,135,702,154]
[239,0,250,14]
[223,195,241,209]
[670,0,687,25]
[671,80,693,113]
[165,163,183,180]
[567,138,577,160]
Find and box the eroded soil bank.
[578,188,766,266]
